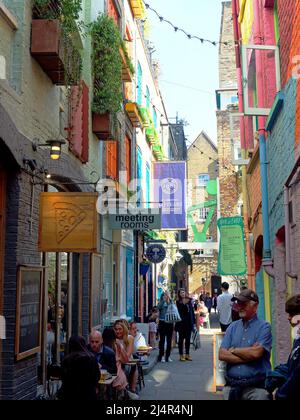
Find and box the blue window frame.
[146,86,150,109]
[137,148,143,207]
[137,62,143,106]
[152,108,157,129]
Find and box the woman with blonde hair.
[113,320,139,399]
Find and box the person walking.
[219,289,272,400]
[59,336,100,401]
[176,289,196,361]
[266,295,300,400]
[205,293,213,314]
[157,291,174,363]
[213,294,218,313]
[217,282,233,332]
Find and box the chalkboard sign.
[15,267,43,361]
[213,332,226,392]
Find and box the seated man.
[219,289,272,400]
[88,330,117,375]
[266,295,300,400]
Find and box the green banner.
[217,216,247,276]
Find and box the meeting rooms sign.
[109,212,162,231]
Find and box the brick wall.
[219,1,237,89]
[268,78,296,246]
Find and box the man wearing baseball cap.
[266,295,300,400]
[219,289,272,400]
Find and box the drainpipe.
[253,0,275,277]
[232,0,255,289]
[284,185,298,279]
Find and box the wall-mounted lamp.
[32,139,66,160]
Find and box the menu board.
[15,267,43,361]
[213,332,226,392]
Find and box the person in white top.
[129,322,147,353]
[217,282,233,332]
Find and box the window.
[106,141,118,180]
[152,108,157,129]
[198,208,210,222]
[146,86,150,109]
[242,45,281,116]
[125,135,131,184]
[137,62,143,106]
[198,174,210,187]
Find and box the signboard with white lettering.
[109,212,161,231]
[146,244,166,264]
[15,267,43,361]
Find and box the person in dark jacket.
[176,289,196,362]
[204,293,213,314]
[266,295,300,400]
[88,330,117,375]
[60,336,100,401]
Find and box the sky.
[146,0,224,146]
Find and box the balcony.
[146,127,159,145]
[125,102,144,127]
[119,47,134,82]
[31,19,81,85]
[129,0,146,19]
[152,144,164,161]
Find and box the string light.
[143,1,231,47]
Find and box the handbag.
[165,303,181,323]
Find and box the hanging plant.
[91,14,124,115]
[32,0,83,85]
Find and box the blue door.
[126,248,135,320]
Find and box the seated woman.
[113,320,139,399]
[102,328,128,398]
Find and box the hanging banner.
[39,193,98,252]
[153,162,187,230]
[217,216,247,276]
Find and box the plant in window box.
[91,15,125,139]
[31,0,83,86]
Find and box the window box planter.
[31,19,81,85]
[92,112,112,141]
[139,107,151,127]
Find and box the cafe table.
[98,375,117,400]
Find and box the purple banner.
[153,162,187,230]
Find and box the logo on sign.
[146,244,166,264]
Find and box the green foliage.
[91,14,124,115]
[33,0,83,85]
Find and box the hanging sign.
[146,244,166,264]
[39,193,98,252]
[109,212,161,230]
[217,216,247,276]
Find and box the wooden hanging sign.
[39,192,98,252]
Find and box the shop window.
[242,45,281,116]
[137,147,143,207]
[106,141,118,180]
